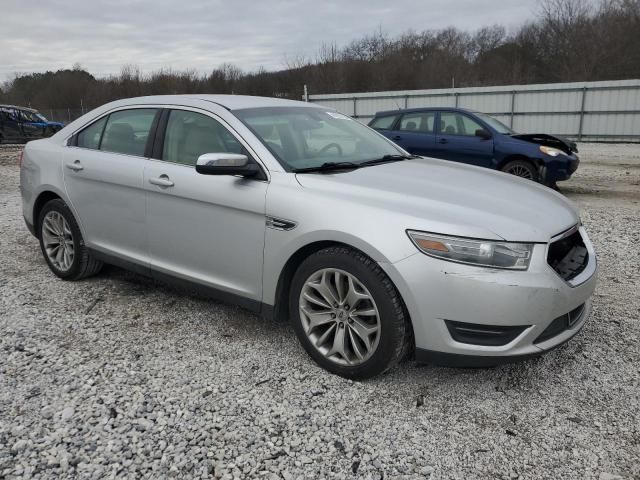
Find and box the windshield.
[35,113,48,122]
[475,112,515,134]
[234,107,404,171]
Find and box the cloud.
[0,0,534,82]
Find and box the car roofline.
[0,104,40,113]
[373,107,479,117]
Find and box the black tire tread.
[38,199,103,280]
[291,245,413,379]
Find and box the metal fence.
[43,108,86,124]
[306,79,640,142]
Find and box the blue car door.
[434,111,494,167]
[385,111,437,157]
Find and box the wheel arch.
[32,190,63,238]
[271,240,415,354]
[496,153,540,171]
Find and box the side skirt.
[88,248,275,319]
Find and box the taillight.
[19,149,24,167]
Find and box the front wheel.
[289,246,411,379]
[501,159,538,182]
[37,199,103,280]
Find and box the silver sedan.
[20,95,597,379]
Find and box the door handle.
[392,135,402,141]
[65,160,84,172]
[438,138,448,144]
[149,175,174,188]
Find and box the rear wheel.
[501,159,538,182]
[37,199,103,280]
[289,246,411,379]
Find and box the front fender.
[261,227,398,306]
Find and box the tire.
[501,159,538,182]
[289,246,411,380]
[37,199,103,280]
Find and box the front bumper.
[382,227,597,366]
[544,154,580,182]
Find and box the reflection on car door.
[434,111,494,167]
[387,111,437,157]
[144,108,267,303]
[63,108,158,263]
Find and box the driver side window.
[439,112,484,137]
[162,110,244,166]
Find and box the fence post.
[578,86,587,141]
[67,108,71,123]
[303,85,308,102]
[353,97,357,117]
[454,92,459,107]
[510,90,517,128]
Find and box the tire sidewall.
[289,248,405,379]
[502,159,538,182]
[37,199,85,280]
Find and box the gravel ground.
[0,143,639,480]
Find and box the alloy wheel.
[506,164,534,179]
[41,211,75,271]
[299,268,381,366]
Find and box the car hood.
[510,133,578,154]
[295,158,579,243]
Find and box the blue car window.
[440,112,483,137]
[370,115,398,130]
[399,112,435,133]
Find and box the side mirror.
[475,128,492,140]
[196,153,260,177]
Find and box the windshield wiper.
[292,162,361,174]
[359,154,419,166]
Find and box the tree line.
[1,0,638,113]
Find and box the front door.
[63,108,158,262]
[144,108,268,302]
[434,111,494,167]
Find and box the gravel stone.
[60,406,75,421]
[0,143,639,479]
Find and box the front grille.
[534,303,585,344]
[445,320,529,347]
[547,227,588,281]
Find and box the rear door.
[434,111,494,167]
[387,111,437,157]
[144,108,268,302]
[63,108,159,263]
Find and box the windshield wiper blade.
[359,154,419,166]
[292,162,361,173]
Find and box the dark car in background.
[0,105,64,144]
[369,107,579,187]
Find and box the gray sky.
[1,0,536,82]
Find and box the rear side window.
[399,112,435,133]
[100,109,157,156]
[369,115,397,130]
[162,110,244,166]
[76,116,108,150]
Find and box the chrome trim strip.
[266,216,297,231]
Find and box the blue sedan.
[369,107,579,186]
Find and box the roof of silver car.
[115,94,317,111]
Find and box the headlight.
[407,231,533,270]
[540,145,565,157]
